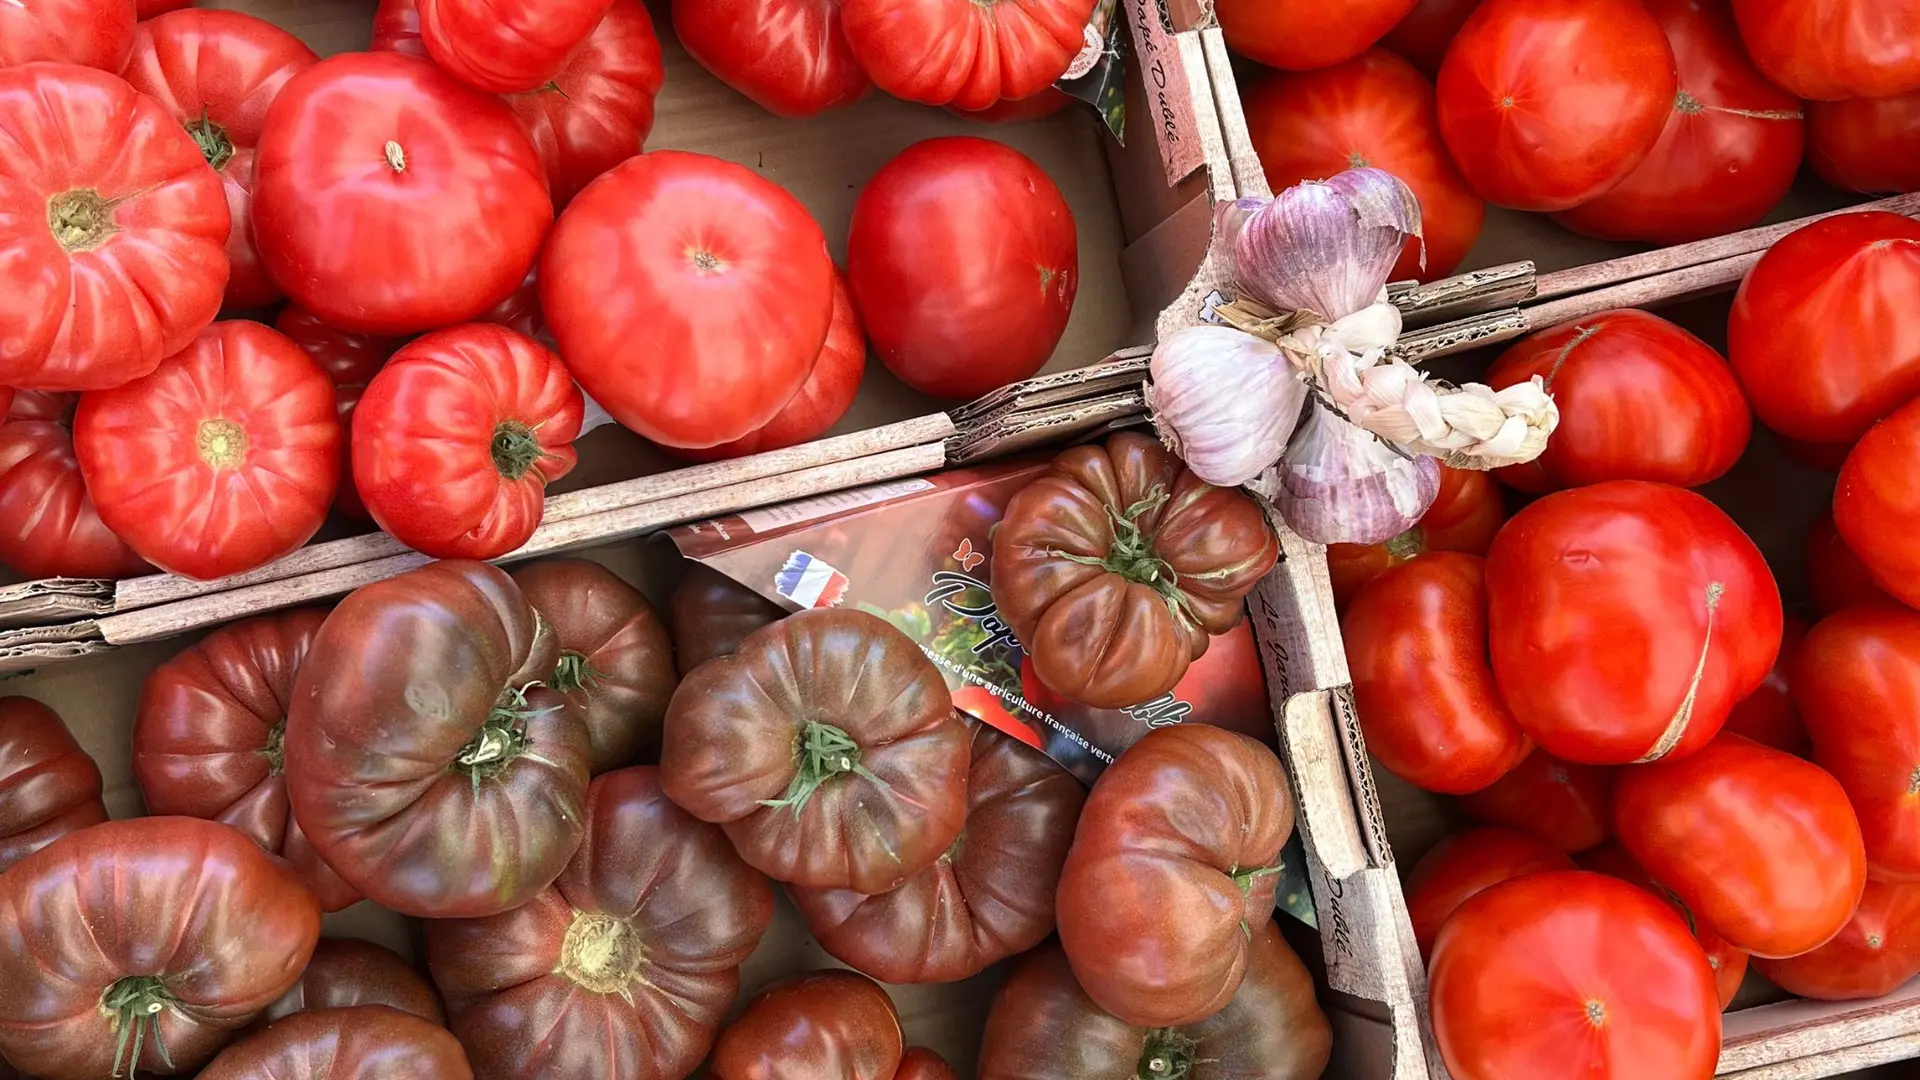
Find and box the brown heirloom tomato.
[1056,724,1295,1028]
[1615,732,1867,958]
[511,559,677,772]
[977,924,1332,1080]
[661,609,968,893]
[992,431,1279,710]
[1404,828,1576,958]
[1579,843,1749,1009]
[893,1050,956,1080]
[667,562,783,677]
[1755,881,1920,1001]
[0,817,322,1080]
[789,723,1086,983]
[285,560,592,919]
[1343,553,1531,795]
[0,697,106,874]
[259,939,444,1028]
[428,767,772,1080]
[1455,749,1614,853]
[708,971,905,1080]
[199,1006,471,1080]
[133,610,361,912]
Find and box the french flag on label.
[774,551,849,609]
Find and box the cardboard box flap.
[948,347,1151,424]
[0,579,114,629]
[948,391,1147,464]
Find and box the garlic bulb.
[1233,169,1424,322]
[1147,326,1307,487]
[1273,404,1439,545]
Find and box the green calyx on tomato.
[1384,527,1425,561]
[1137,1027,1202,1080]
[184,109,234,173]
[47,188,116,253]
[1052,487,1192,615]
[1232,861,1286,936]
[490,420,547,480]
[262,721,287,777]
[558,909,644,996]
[551,650,603,693]
[454,683,556,791]
[102,974,176,1078]
[759,721,887,817]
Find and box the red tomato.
[1429,871,1721,1080]
[543,150,833,449]
[1435,0,1677,211]
[353,325,582,561]
[0,392,149,579]
[257,939,446,1027]
[1403,827,1574,958]
[371,0,426,54]
[1488,482,1782,765]
[74,320,342,581]
[1214,0,1419,71]
[274,305,404,522]
[1241,49,1485,282]
[0,63,229,392]
[418,0,615,93]
[0,0,135,70]
[120,10,319,312]
[507,0,664,207]
[1343,554,1531,794]
[1485,310,1751,492]
[138,0,195,13]
[1837,395,1920,609]
[1809,91,1920,193]
[201,1006,473,1080]
[673,0,870,118]
[0,817,322,1080]
[1730,0,1920,101]
[1755,881,1920,1000]
[1456,749,1614,853]
[839,0,1094,111]
[478,267,545,340]
[675,269,866,462]
[1326,464,1505,611]
[1807,511,1895,616]
[1579,843,1749,1009]
[0,698,107,875]
[1728,212,1920,446]
[1380,0,1481,77]
[1615,732,1867,958]
[132,611,363,913]
[1552,0,1804,245]
[1793,606,1920,881]
[709,970,906,1080]
[950,89,1074,124]
[848,137,1077,400]
[252,52,553,336]
[1724,615,1810,757]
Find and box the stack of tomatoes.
[1339,207,1920,1080]
[1228,0,1920,280]
[0,0,1086,585]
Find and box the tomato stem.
[454,683,559,791]
[385,140,407,173]
[1046,486,1199,628]
[1384,526,1425,562]
[552,650,601,694]
[262,721,286,777]
[1137,1028,1203,1079]
[1232,861,1285,937]
[195,418,249,469]
[557,909,643,998]
[491,421,546,480]
[47,189,116,253]
[185,108,234,172]
[758,721,887,817]
[102,975,175,1079]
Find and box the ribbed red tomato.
[119,9,319,311]
[848,137,1077,400]
[1214,0,1418,71]
[1404,827,1575,957]
[1731,0,1920,101]
[1578,843,1749,1009]
[1809,91,1920,193]
[418,0,616,94]
[507,0,664,206]
[1485,309,1752,491]
[1241,49,1484,282]
[839,0,1094,111]
[543,151,833,450]
[0,63,229,392]
[1488,482,1782,765]
[1837,397,1920,611]
[75,320,342,581]
[1436,0,1677,211]
[1430,871,1721,1080]
[257,939,446,1028]
[0,0,135,70]
[0,392,149,579]
[673,0,870,118]
[709,971,922,1080]
[199,1006,472,1080]
[1553,0,1804,245]
[1343,553,1531,794]
[273,305,403,522]
[1615,732,1867,958]
[1807,511,1895,616]
[371,0,426,53]
[1755,881,1920,1000]
[132,610,362,912]
[1380,0,1482,77]
[1456,749,1614,853]
[1724,615,1810,757]
[1326,464,1505,611]
[0,698,106,875]
[1728,211,1920,446]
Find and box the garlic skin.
[1274,404,1440,545]
[1147,326,1307,488]
[1233,169,1424,322]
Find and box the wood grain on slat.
[1720,979,1920,1072]
[1719,1033,1920,1080]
